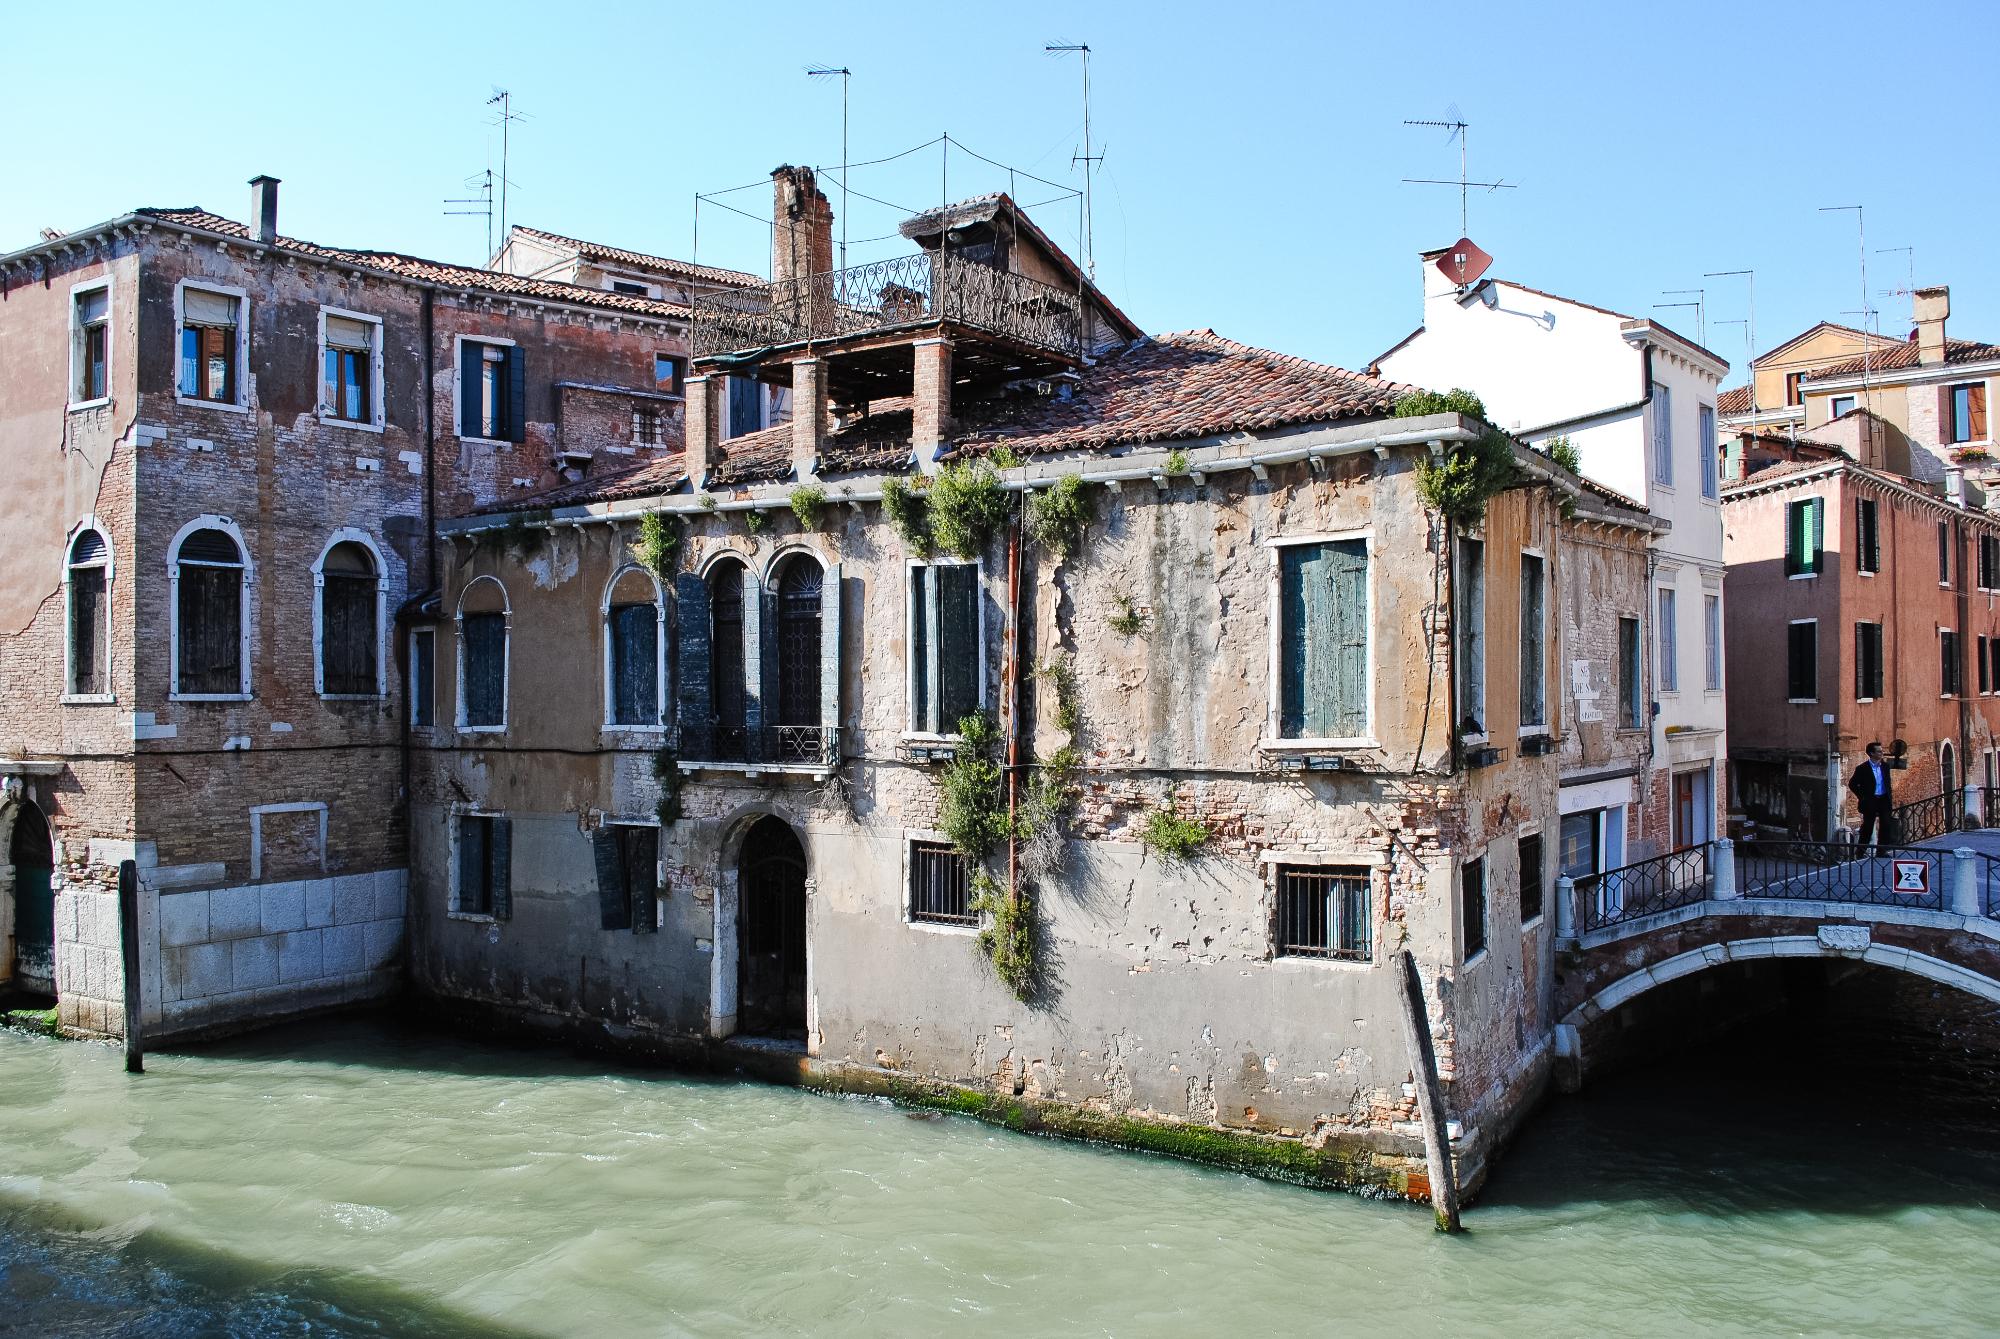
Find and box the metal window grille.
[1275,866,1371,961]
[909,841,974,925]
[632,409,665,446]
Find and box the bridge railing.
[1734,840,1949,912]
[1890,789,1967,844]
[1571,843,1712,934]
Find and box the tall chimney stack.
[249,175,281,246]
[770,165,834,288]
[1914,285,1950,366]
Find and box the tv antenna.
[1706,268,1757,414]
[1820,205,1873,394]
[1403,109,1514,238]
[444,168,496,262]
[806,66,852,273]
[1657,287,1707,346]
[1045,41,1101,280]
[487,88,527,249]
[1876,245,1917,323]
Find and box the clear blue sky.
[5,0,1993,383]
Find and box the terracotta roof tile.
[508,225,762,289]
[706,427,794,487]
[136,208,692,320]
[1806,336,2000,380]
[1716,385,1753,415]
[502,454,690,511]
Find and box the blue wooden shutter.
[489,818,512,919]
[463,613,506,726]
[610,603,659,725]
[1279,541,1368,739]
[592,829,632,930]
[504,345,527,443]
[820,561,843,759]
[459,343,483,437]
[674,573,711,747]
[456,815,486,914]
[1279,548,1310,737]
[937,563,979,730]
[1326,540,1368,737]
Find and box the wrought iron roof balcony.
[691,251,1084,365]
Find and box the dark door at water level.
[737,818,807,1041]
[11,802,55,992]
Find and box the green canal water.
[4,983,2000,1338]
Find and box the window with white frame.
[171,523,249,698]
[1519,552,1546,730]
[1460,855,1487,961]
[1618,615,1643,728]
[1518,832,1544,925]
[1698,403,1717,499]
[1275,865,1371,961]
[66,526,112,698]
[1657,586,1679,693]
[1943,628,1964,698]
[317,537,382,697]
[1787,619,1818,702]
[1454,536,1485,736]
[909,840,975,926]
[458,338,523,442]
[1703,593,1723,692]
[457,577,509,729]
[632,407,667,447]
[1275,538,1369,740]
[409,627,436,727]
[178,284,244,406]
[71,282,110,406]
[320,310,383,429]
[909,560,982,734]
[1855,621,1884,701]
[605,566,665,728]
[1651,382,1673,486]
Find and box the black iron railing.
[1573,843,1712,933]
[1735,840,1947,911]
[679,724,837,768]
[690,252,1084,361]
[1890,789,1966,844]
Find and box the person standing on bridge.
[1849,741,1895,850]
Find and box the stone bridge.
[1551,831,2000,1087]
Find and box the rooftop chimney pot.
[1914,284,1949,366]
[249,175,280,246]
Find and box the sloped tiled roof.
[135,208,693,320]
[507,224,762,289]
[1805,335,2000,381]
[899,191,1143,341]
[1716,385,1752,415]
[506,454,691,511]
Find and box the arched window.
[172,523,248,697]
[317,537,382,697]
[457,577,509,730]
[604,566,664,728]
[708,558,747,759]
[66,525,112,697]
[774,555,823,729]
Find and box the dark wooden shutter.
[1280,541,1367,738]
[460,343,483,437]
[457,815,486,914]
[910,566,933,731]
[820,561,843,757]
[70,568,104,695]
[179,567,242,694]
[592,829,632,930]
[323,575,377,694]
[674,573,712,750]
[1787,623,1815,700]
[1942,386,1957,443]
[610,602,659,725]
[1808,498,1824,573]
[489,818,513,919]
[462,612,506,726]
[411,630,435,727]
[936,563,978,731]
[504,345,527,443]
[1326,541,1369,737]
[1971,384,1989,441]
[744,568,768,757]
[623,826,659,934]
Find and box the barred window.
[633,407,666,447]
[1274,865,1371,961]
[909,841,974,926]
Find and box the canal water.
[5,973,2000,1338]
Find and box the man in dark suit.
[1849,741,1895,850]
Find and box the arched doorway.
[10,800,55,994]
[1941,741,1958,810]
[736,816,807,1041]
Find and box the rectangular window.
[1785,497,1825,577]
[594,824,659,933]
[410,628,435,727]
[178,287,240,404]
[632,408,666,446]
[1277,539,1369,740]
[1455,537,1485,734]
[1943,629,1963,697]
[1699,403,1717,499]
[1519,553,1546,729]
[1940,521,1952,585]
[1461,857,1487,961]
[1947,383,1987,444]
[322,314,375,423]
[908,562,982,734]
[1518,833,1544,925]
[459,340,523,442]
[1981,535,2000,591]
[1786,372,1806,406]
[1275,866,1372,961]
[455,815,511,918]
[74,286,109,403]
[1830,395,1856,419]
[1856,498,1879,573]
[1658,586,1679,693]
[1704,593,1723,692]
[69,565,106,696]
[909,841,975,926]
[654,354,683,394]
[610,280,649,296]
[1788,621,1818,701]
[1855,622,1884,700]
[462,611,506,727]
[727,374,763,439]
[1652,383,1673,486]
[1982,636,1991,696]
[609,601,661,726]
[1618,616,1643,729]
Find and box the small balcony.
[691,252,1084,365]
[679,724,838,776]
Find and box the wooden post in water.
[1395,949,1460,1232]
[119,859,143,1074]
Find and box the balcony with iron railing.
[690,252,1085,363]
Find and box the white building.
[1375,248,1731,868]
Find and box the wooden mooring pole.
[119,859,143,1074]
[1395,949,1461,1232]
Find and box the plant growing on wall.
[652,745,684,825]
[929,459,1013,558]
[881,475,932,554]
[1038,654,1082,735]
[789,485,827,529]
[940,711,1008,861]
[1393,387,1488,420]
[1025,475,1092,563]
[698,493,719,512]
[634,511,681,579]
[1163,448,1190,476]
[971,875,1035,998]
[1108,594,1150,637]
[743,507,768,535]
[1140,806,1209,861]
[1544,435,1581,475]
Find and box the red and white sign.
[1891,859,1929,895]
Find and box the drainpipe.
[1443,515,1460,775]
[1005,507,1023,907]
[423,288,438,592]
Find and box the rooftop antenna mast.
[1403,109,1513,238]
[444,169,496,262]
[1820,205,1872,397]
[487,89,526,248]
[806,66,851,273]
[1706,268,1757,413]
[1045,42,1100,280]
[1876,244,1916,323]
[1658,288,1707,346]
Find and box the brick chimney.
[1915,285,1950,366]
[771,166,833,288]
[248,175,280,245]
[912,338,953,473]
[684,374,718,486]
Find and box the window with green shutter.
[909,561,983,734]
[1785,497,1825,577]
[1278,539,1369,740]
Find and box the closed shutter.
[1281,541,1368,739]
[744,569,768,756]
[1942,386,1957,443]
[462,612,506,725]
[674,573,711,749]
[70,567,104,695]
[610,602,659,725]
[457,816,488,914]
[1807,498,1824,572]
[179,566,242,694]
[488,818,512,919]
[323,575,377,694]
[592,829,633,930]
[1972,384,1990,441]
[504,345,527,443]
[910,566,933,731]
[624,826,659,934]
[1787,623,1816,700]
[459,343,484,437]
[936,563,977,731]
[820,561,843,759]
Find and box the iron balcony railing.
[1573,843,1713,934]
[1889,789,1967,844]
[690,252,1085,361]
[1735,840,1948,912]
[679,724,837,769]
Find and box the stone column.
[1712,837,1738,900]
[684,374,718,488]
[791,358,824,484]
[913,337,953,474]
[1555,875,1576,939]
[1952,847,1982,918]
